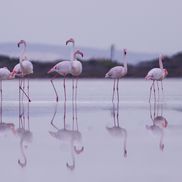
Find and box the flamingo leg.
[19,77,31,102]
[75,77,79,102]
[19,86,31,102]
[161,80,164,102]
[156,81,160,102]
[153,81,156,102]
[72,78,74,101]
[149,81,154,102]
[63,76,66,102]
[112,79,116,102]
[50,75,58,102]
[116,79,119,102]
[0,81,2,123]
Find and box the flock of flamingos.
[0,38,168,103]
[0,39,169,169]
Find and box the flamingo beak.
[66,38,75,45]
[47,68,53,74]
[162,120,168,128]
[9,71,16,79]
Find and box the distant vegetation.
[0,52,182,78]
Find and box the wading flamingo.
[105,49,127,102]
[10,40,33,102]
[0,67,11,114]
[66,38,77,102]
[70,50,83,102]
[48,49,83,102]
[145,55,168,102]
[48,58,71,102]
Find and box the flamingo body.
[11,59,33,78]
[71,60,82,76]
[145,68,167,81]
[0,67,11,80]
[48,61,71,76]
[105,66,127,79]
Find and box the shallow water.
[0,79,182,182]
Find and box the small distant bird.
[145,55,168,102]
[105,49,127,102]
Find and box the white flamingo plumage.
[145,55,168,102]
[105,49,127,102]
[48,49,83,102]
[0,67,11,119]
[10,40,33,102]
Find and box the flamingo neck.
[71,44,75,61]
[123,55,127,73]
[159,55,163,69]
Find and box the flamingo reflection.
[49,100,84,170]
[0,101,16,136]
[146,101,168,151]
[16,100,32,168]
[106,101,127,157]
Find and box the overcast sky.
[0,0,181,53]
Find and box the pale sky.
[0,0,181,53]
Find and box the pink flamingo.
[105,49,127,102]
[0,67,12,121]
[145,55,168,102]
[10,40,33,102]
[70,50,83,102]
[48,50,83,102]
[0,67,11,103]
[66,38,76,102]
[48,57,71,102]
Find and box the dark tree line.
[0,52,182,78]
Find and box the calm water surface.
[0,79,182,182]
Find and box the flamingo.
[48,38,75,102]
[70,50,84,102]
[47,58,71,102]
[48,49,83,102]
[145,55,168,102]
[0,67,11,117]
[10,40,33,102]
[105,49,127,102]
[66,38,76,102]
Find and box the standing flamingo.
[0,67,11,103]
[10,40,33,102]
[105,49,127,102]
[66,38,76,102]
[47,57,71,102]
[0,67,11,121]
[145,55,168,102]
[70,50,84,102]
[48,49,83,102]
